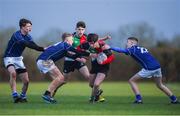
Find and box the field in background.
[0,82,180,115]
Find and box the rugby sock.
[44,90,51,96]
[12,92,18,98]
[136,94,142,101]
[20,92,26,98]
[90,96,96,101]
[170,95,177,102]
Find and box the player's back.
[37,42,70,62]
[129,46,160,70]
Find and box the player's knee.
[156,83,163,89]
[57,76,66,84]
[85,74,90,80]
[128,78,133,84]
[24,79,29,85]
[94,83,100,88]
[10,71,17,79]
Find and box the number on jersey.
[137,47,148,53]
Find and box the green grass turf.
[0,82,179,115]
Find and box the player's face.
[126,40,133,48]
[76,27,85,37]
[89,41,99,48]
[66,36,74,45]
[22,23,32,34]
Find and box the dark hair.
[61,32,72,41]
[87,33,99,43]
[19,18,32,28]
[128,37,138,42]
[76,21,86,28]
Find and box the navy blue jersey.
[111,45,160,70]
[4,30,44,57]
[37,41,88,62]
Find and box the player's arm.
[16,34,44,51]
[65,43,90,59]
[99,35,111,41]
[77,42,90,51]
[20,40,44,51]
[110,47,129,54]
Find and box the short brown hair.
[87,33,99,43]
[128,37,138,42]
[61,33,72,41]
[19,18,32,28]
[76,21,86,28]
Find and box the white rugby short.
[137,68,162,78]
[36,59,56,74]
[4,56,26,69]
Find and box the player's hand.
[102,44,110,50]
[67,51,76,55]
[105,35,112,40]
[76,58,86,63]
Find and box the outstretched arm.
[111,47,128,54]
[19,40,44,51]
[99,35,111,41]
[66,45,90,59]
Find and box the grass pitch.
[0,82,180,115]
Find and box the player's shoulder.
[11,30,22,40]
[62,41,71,47]
[13,30,21,37]
[72,32,76,36]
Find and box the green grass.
[0,82,180,115]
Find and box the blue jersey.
[111,46,160,70]
[37,42,79,62]
[4,30,44,57]
[4,30,32,57]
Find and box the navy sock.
[136,94,142,101]
[170,95,177,102]
[20,92,26,98]
[12,92,18,98]
[44,90,51,96]
[90,96,96,101]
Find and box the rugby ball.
[97,52,107,64]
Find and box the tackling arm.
[19,40,44,51]
[111,47,128,54]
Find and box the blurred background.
[0,0,180,82]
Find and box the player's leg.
[7,65,20,103]
[89,74,96,88]
[18,70,29,102]
[154,77,179,104]
[79,65,90,81]
[128,73,143,103]
[91,73,105,103]
[51,72,68,97]
[89,73,96,102]
[47,66,65,95]
[52,61,74,97]
[51,72,70,97]
[43,66,64,103]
